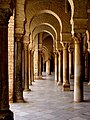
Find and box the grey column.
[74,34,83,102]
[23,43,31,91]
[62,43,70,91]
[14,39,24,102]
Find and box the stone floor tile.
[10,72,90,120]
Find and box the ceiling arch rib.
[25,0,71,43]
[42,46,51,61]
[32,24,57,41]
[25,0,71,33]
[30,12,60,41]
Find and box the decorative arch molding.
[25,0,71,40]
[32,23,57,41]
[29,12,60,41]
[30,10,61,33]
[42,46,51,61]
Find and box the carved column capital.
[23,43,29,51]
[15,34,23,42]
[58,50,62,55]
[62,42,68,50]
[73,32,86,44]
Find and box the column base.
[24,89,31,92]
[62,84,70,91]
[14,97,25,103]
[0,110,14,120]
[34,75,42,80]
[57,81,62,86]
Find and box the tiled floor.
[10,72,90,120]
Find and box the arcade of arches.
[0,0,90,119]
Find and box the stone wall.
[8,14,14,101]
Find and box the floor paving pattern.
[10,73,90,120]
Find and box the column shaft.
[31,52,34,82]
[55,53,58,82]
[24,44,30,91]
[57,50,63,85]
[14,40,24,102]
[28,50,32,85]
[46,59,51,75]
[38,51,42,79]
[34,50,39,79]
[69,49,74,79]
[62,43,70,91]
[74,38,83,102]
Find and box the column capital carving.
[23,43,29,51]
[58,50,62,55]
[15,34,23,42]
[73,32,86,44]
[62,42,68,49]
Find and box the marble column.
[22,49,25,90]
[23,43,31,91]
[62,43,70,91]
[28,50,32,85]
[68,47,74,79]
[34,50,39,79]
[31,51,34,82]
[57,50,63,86]
[14,39,24,102]
[46,59,51,75]
[0,8,14,119]
[54,52,58,82]
[74,34,83,102]
[38,51,42,79]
